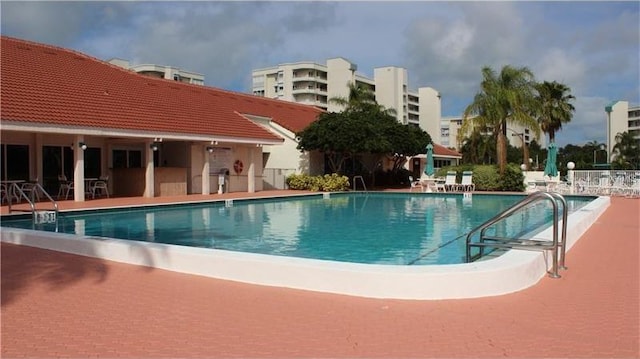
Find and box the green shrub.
[471,165,500,191]
[497,164,525,192]
[286,173,350,192]
[321,173,350,191]
[435,164,524,192]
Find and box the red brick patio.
[1,192,638,358]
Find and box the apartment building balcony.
[292,75,327,84]
[292,86,327,95]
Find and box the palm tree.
[460,65,540,174]
[329,81,396,115]
[611,131,640,169]
[460,129,495,164]
[535,81,575,143]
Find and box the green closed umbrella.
[424,143,435,177]
[544,142,558,177]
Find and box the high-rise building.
[108,58,205,85]
[605,101,640,159]
[251,57,441,141]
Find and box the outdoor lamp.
[520,164,527,171]
[567,162,575,170]
[78,142,87,151]
[206,146,214,153]
[150,143,159,151]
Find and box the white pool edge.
[0,196,610,300]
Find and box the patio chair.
[20,177,40,202]
[610,173,627,196]
[57,175,74,200]
[630,173,640,198]
[1,183,8,204]
[459,171,475,192]
[444,171,458,192]
[408,176,422,192]
[91,175,109,198]
[597,173,612,195]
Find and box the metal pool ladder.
[352,176,367,192]
[6,182,59,230]
[465,191,568,278]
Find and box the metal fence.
[567,170,640,196]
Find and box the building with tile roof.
[1,36,323,200]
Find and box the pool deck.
[1,190,639,358]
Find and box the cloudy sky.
[1,1,638,147]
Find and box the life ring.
[233,160,244,174]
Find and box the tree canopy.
[611,131,640,169]
[296,107,430,174]
[461,65,540,174]
[535,81,575,143]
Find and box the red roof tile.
[0,36,323,142]
[433,143,462,157]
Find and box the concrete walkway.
[1,193,638,358]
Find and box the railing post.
[568,168,575,194]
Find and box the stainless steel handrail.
[6,182,59,229]
[465,191,568,278]
[352,176,367,192]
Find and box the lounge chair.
[408,176,422,192]
[444,171,457,192]
[459,171,475,192]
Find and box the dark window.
[84,147,101,178]
[1,144,29,181]
[112,149,142,168]
[112,150,127,168]
[128,151,142,168]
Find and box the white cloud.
[432,21,474,63]
[1,1,637,146]
[533,48,587,93]
[557,96,609,147]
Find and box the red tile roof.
[433,143,462,157]
[0,36,324,142]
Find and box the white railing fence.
[566,170,640,196]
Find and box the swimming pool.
[0,193,592,265]
[1,192,609,299]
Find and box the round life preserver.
[233,160,244,174]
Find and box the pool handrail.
[6,182,59,229]
[465,191,568,278]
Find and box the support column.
[202,147,211,195]
[73,135,85,202]
[247,147,256,193]
[35,133,43,183]
[144,141,155,198]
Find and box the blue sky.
[2,1,638,147]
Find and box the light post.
[567,161,575,194]
[509,130,529,170]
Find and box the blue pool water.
[1,193,594,265]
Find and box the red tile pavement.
[1,193,639,358]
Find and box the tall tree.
[329,81,396,115]
[296,106,427,175]
[535,81,575,143]
[611,131,640,169]
[460,129,495,164]
[460,65,540,174]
